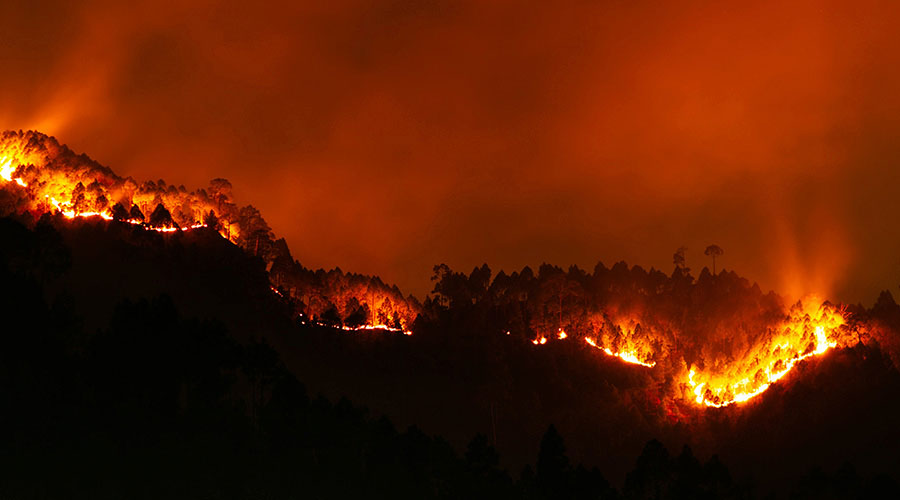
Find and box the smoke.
[1,0,899,302]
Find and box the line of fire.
[3,129,883,414]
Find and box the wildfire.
[42,194,211,233]
[296,315,413,336]
[0,130,419,338]
[568,299,851,407]
[0,132,865,406]
[685,298,846,408]
[0,132,241,242]
[584,337,657,368]
[1,156,27,187]
[340,324,413,336]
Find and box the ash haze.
[2,0,899,303]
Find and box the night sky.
[2,0,899,302]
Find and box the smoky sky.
[2,0,900,302]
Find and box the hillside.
[3,132,900,497]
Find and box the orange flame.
[685,298,846,407]
[584,336,657,368]
[0,135,234,239]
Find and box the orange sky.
[2,0,899,302]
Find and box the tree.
[536,424,572,499]
[70,182,87,214]
[545,274,583,332]
[625,439,672,500]
[208,178,233,205]
[673,246,687,270]
[110,203,129,221]
[344,299,368,328]
[464,434,513,499]
[129,204,144,222]
[704,244,724,275]
[149,203,175,228]
[203,210,220,231]
[430,263,471,308]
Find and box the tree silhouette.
[536,424,572,499]
[673,246,687,270]
[704,244,724,275]
[149,203,175,228]
[129,204,144,222]
[110,203,129,221]
[203,209,220,231]
[625,439,671,500]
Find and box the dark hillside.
[3,215,900,497]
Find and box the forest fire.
[527,295,853,408]
[584,336,657,368]
[0,130,421,334]
[684,299,848,407]
[0,130,872,410]
[1,157,27,187]
[296,314,413,336]
[0,139,237,240]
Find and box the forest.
[3,132,900,497]
[2,214,900,498]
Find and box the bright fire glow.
[2,132,419,339]
[584,336,656,367]
[0,157,27,187]
[0,136,859,404]
[0,136,240,243]
[44,194,209,233]
[296,315,413,336]
[685,298,845,407]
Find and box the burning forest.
[0,130,420,334]
[1,129,894,414]
[6,2,900,497]
[3,129,900,498]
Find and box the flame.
[0,131,419,338]
[42,194,211,233]
[295,314,413,336]
[0,133,865,398]
[584,336,656,368]
[684,298,846,407]
[0,156,27,187]
[0,133,238,241]
[340,324,413,336]
[574,298,850,407]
